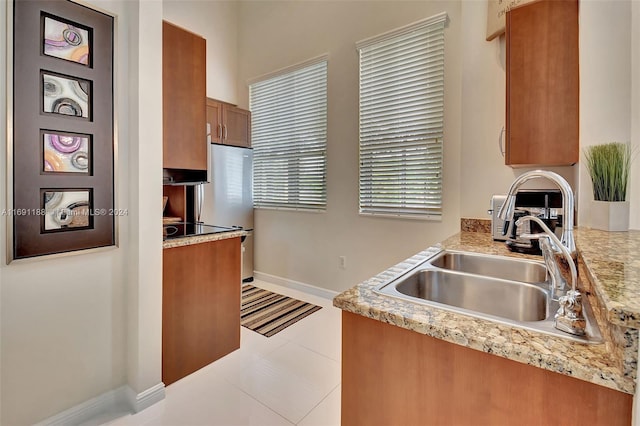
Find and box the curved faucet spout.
[515,216,577,294]
[516,215,585,336]
[497,170,575,256]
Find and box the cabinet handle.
[498,126,505,157]
[217,124,223,139]
[223,125,228,140]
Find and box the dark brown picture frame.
[12,0,114,260]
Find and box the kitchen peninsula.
[334,221,639,425]
[162,228,247,385]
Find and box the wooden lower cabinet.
[342,312,632,426]
[163,237,241,385]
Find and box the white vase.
[590,200,629,232]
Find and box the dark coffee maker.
[504,190,562,255]
[506,210,559,255]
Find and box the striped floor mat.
[241,284,322,337]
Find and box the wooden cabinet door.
[342,312,632,425]
[211,237,243,362]
[162,21,207,171]
[222,105,252,148]
[206,99,222,144]
[505,0,578,166]
[206,99,251,148]
[162,237,241,385]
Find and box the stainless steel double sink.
[375,250,602,344]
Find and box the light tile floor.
[103,280,342,426]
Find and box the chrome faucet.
[516,215,586,336]
[497,170,576,257]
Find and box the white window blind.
[358,13,446,219]
[250,59,328,211]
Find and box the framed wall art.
[10,0,115,260]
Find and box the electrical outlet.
[339,256,347,269]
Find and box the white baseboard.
[35,386,128,426]
[35,383,165,426]
[126,382,166,413]
[254,271,339,300]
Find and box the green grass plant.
[584,142,633,202]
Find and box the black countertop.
[162,222,240,241]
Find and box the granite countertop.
[333,226,640,394]
[574,228,640,328]
[162,229,247,249]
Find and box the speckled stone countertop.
[574,228,640,329]
[333,227,639,394]
[162,230,247,249]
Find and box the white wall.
[459,2,576,220]
[460,0,637,229]
[0,0,636,422]
[237,1,463,292]
[164,0,238,104]
[0,2,5,420]
[631,1,640,231]
[0,0,164,424]
[459,1,512,217]
[578,0,633,229]
[125,0,164,401]
[236,1,582,293]
[0,0,234,422]
[632,2,640,423]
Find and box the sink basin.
[395,270,547,322]
[429,251,547,284]
[375,249,603,344]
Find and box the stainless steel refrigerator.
[200,144,254,282]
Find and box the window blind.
[358,14,446,219]
[250,59,327,211]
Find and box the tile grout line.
[285,339,342,365]
[295,382,342,426]
[222,375,296,425]
[218,339,340,424]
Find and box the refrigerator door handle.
[195,183,204,223]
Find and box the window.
[358,13,446,219]
[250,58,328,211]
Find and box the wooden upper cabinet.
[223,105,252,148]
[163,21,207,171]
[206,98,222,144]
[505,0,579,167]
[206,98,252,148]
